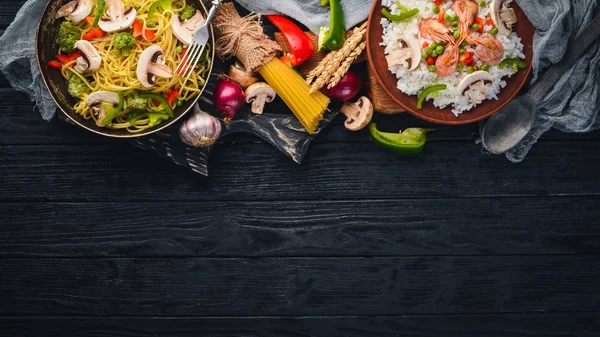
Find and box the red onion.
[323,71,362,101]
[214,76,245,122]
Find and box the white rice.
[381,0,525,116]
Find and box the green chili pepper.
[100,92,125,126]
[396,2,408,12]
[368,123,433,154]
[417,84,447,110]
[148,0,173,18]
[499,58,526,71]
[139,92,174,118]
[127,111,170,126]
[381,8,419,23]
[92,0,106,28]
[318,0,346,51]
[320,0,329,6]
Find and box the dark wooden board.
[0,2,25,30]
[0,313,598,337]
[1,256,599,316]
[2,141,600,201]
[1,198,599,257]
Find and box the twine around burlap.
[212,3,281,73]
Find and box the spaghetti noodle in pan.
[49,0,211,133]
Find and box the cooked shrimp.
[436,43,460,77]
[454,0,479,27]
[419,19,453,43]
[469,37,504,65]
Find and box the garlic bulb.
[179,104,222,147]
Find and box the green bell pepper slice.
[139,92,174,118]
[417,84,447,110]
[381,7,420,22]
[368,123,433,154]
[317,0,346,51]
[92,0,106,27]
[100,92,125,126]
[148,0,173,17]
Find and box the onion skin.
[323,71,362,102]
[179,104,222,148]
[214,76,245,122]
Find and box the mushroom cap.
[340,96,374,131]
[228,62,259,89]
[400,35,422,71]
[86,91,120,127]
[490,0,513,36]
[69,0,93,23]
[137,46,173,88]
[457,71,494,95]
[172,11,205,45]
[245,82,276,103]
[386,35,422,71]
[98,7,137,32]
[73,40,101,73]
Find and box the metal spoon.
[481,13,600,154]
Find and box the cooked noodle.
[59,0,211,132]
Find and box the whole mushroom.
[137,46,174,88]
[172,11,206,45]
[339,96,374,131]
[228,61,259,89]
[55,0,93,23]
[98,0,137,33]
[73,40,101,74]
[245,83,276,115]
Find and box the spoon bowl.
[481,97,535,154]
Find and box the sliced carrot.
[422,42,429,48]
[177,48,188,75]
[144,29,156,41]
[475,17,484,33]
[166,88,179,105]
[57,52,81,64]
[435,0,443,6]
[132,19,143,38]
[82,28,105,40]
[485,19,494,26]
[459,52,472,63]
[426,56,436,65]
[437,8,446,22]
[85,16,94,26]
[48,60,63,69]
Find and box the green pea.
[490,27,499,36]
[431,50,438,58]
[422,52,428,59]
[436,45,444,54]
[433,6,440,14]
[425,46,433,55]
[146,21,157,28]
[481,64,490,71]
[452,21,459,28]
[444,14,451,22]
[428,65,436,72]
[471,24,481,31]
[459,48,465,54]
[133,5,140,11]
[176,45,183,54]
[466,66,474,74]
[453,30,461,38]
[460,40,468,47]
[457,62,464,70]
[177,99,185,107]
[452,14,459,21]
[473,65,479,71]
[479,1,486,7]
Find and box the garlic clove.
[179,104,223,147]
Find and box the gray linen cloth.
[1,0,598,161]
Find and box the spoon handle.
[527,13,600,103]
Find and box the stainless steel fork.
[176,0,220,84]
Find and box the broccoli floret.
[67,75,90,98]
[113,32,137,56]
[126,96,148,112]
[180,5,196,20]
[56,21,81,54]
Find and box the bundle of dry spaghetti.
[213,3,330,134]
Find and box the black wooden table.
[1,1,600,335]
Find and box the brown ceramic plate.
[35,0,214,138]
[367,1,535,124]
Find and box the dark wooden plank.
[0,71,8,88]
[0,2,25,30]
[1,256,598,316]
[1,198,599,257]
[0,313,598,337]
[2,88,600,145]
[2,141,600,201]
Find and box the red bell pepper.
[133,20,156,41]
[48,60,63,69]
[82,28,105,40]
[485,19,495,26]
[434,0,443,6]
[474,17,484,34]
[422,42,429,48]
[426,56,436,65]
[166,88,179,105]
[57,52,81,64]
[266,15,314,67]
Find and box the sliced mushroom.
[73,40,101,73]
[385,35,421,71]
[55,0,93,23]
[340,96,374,131]
[229,61,259,89]
[137,46,173,88]
[87,91,120,127]
[98,0,137,33]
[172,11,206,45]
[490,0,518,36]
[245,83,276,115]
[457,71,494,104]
